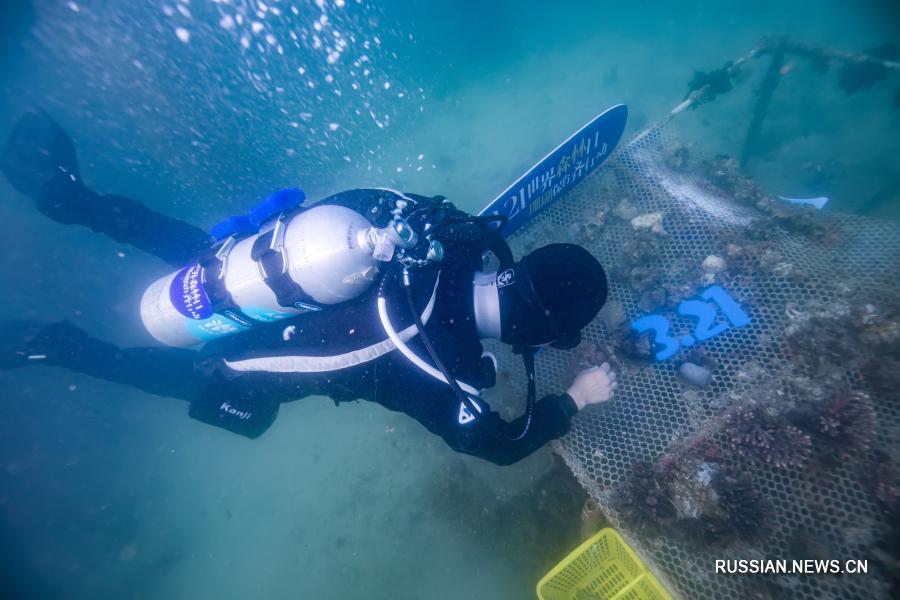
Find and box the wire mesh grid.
[486,121,900,599]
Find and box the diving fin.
[1,108,81,198]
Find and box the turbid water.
[1,1,898,598]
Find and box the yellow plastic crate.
[609,573,670,600]
[536,528,672,600]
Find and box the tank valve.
[426,240,444,262]
[389,218,418,248]
[361,216,419,262]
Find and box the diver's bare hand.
[567,362,617,411]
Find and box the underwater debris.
[630,212,665,235]
[663,140,692,172]
[784,298,900,394]
[864,451,900,519]
[701,255,727,275]
[614,460,678,539]
[598,299,628,331]
[862,354,900,400]
[611,197,639,221]
[765,200,839,241]
[613,231,665,295]
[783,299,857,372]
[721,404,812,469]
[568,221,603,243]
[744,218,776,241]
[679,362,712,387]
[638,288,668,312]
[615,443,770,548]
[610,327,654,362]
[713,470,769,544]
[568,208,607,243]
[705,155,766,208]
[790,390,876,464]
[662,281,697,309]
[857,302,900,348]
[702,156,840,241]
[580,496,607,541]
[700,254,728,284]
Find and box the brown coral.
[790,390,876,464]
[722,404,812,469]
[615,439,771,548]
[864,451,900,519]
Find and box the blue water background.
[0,1,898,598]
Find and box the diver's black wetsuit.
[27,179,577,465]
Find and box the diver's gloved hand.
[1,108,80,198]
[566,362,618,410]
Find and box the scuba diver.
[0,109,617,466]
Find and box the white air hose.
[377,291,481,397]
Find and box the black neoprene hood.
[498,243,608,347]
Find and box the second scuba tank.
[140,204,394,347]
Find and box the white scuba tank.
[140,204,395,347]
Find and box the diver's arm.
[446,392,579,466]
[435,364,617,465]
[38,175,211,266]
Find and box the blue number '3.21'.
[631,285,751,361]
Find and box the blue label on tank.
[180,305,298,343]
[242,306,296,322]
[169,262,214,320]
[221,309,254,328]
[184,315,243,341]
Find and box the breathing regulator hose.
[376,262,537,441]
[375,267,480,397]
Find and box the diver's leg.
[1,109,209,266]
[37,175,210,266]
[0,320,199,401]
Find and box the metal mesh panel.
[485,122,900,599]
